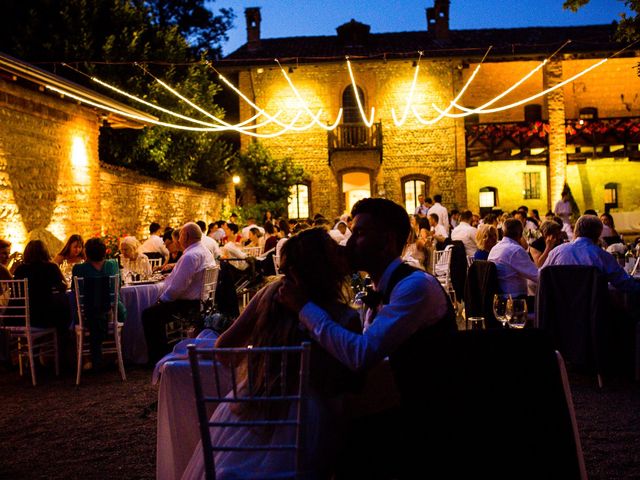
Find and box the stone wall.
[0,76,228,253]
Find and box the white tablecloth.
[155,331,230,480]
[120,281,165,364]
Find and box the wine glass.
[492,294,511,328]
[507,298,528,329]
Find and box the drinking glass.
[492,294,511,328]
[507,298,528,329]
[468,316,485,330]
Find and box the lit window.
[288,184,310,219]
[604,182,618,209]
[479,187,497,208]
[523,172,541,200]
[402,176,428,213]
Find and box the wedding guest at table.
[277,197,456,478]
[221,223,249,272]
[72,237,127,369]
[600,212,622,246]
[427,212,448,248]
[12,240,69,330]
[160,229,183,273]
[244,227,264,250]
[209,221,226,243]
[474,224,498,261]
[196,221,221,259]
[263,221,278,252]
[451,210,478,257]
[403,227,426,270]
[0,239,13,280]
[529,220,564,267]
[542,215,640,293]
[488,218,539,297]
[140,222,170,261]
[449,209,460,231]
[142,222,215,364]
[428,194,449,235]
[119,236,152,278]
[182,227,362,479]
[241,218,264,241]
[53,234,86,267]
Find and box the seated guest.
[542,215,640,293]
[182,228,362,479]
[142,222,215,364]
[529,220,564,267]
[73,238,127,369]
[197,220,221,259]
[403,227,427,270]
[244,227,264,250]
[160,229,184,273]
[119,236,152,278]
[488,218,538,297]
[451,210,478,257]
[54,234,86,267]
[221,223,249,271]
[263,221,278,252]
[474,224,498,260]
[0,239,13,280]
[600,212,622,246]
[13,240,70,330]
[427,213,448,248]
[140,222,169,261]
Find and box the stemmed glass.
[507,298,528,329]
[492,294,511,328]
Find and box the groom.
[277,197,456,477]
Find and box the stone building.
[219,1,640,227]
[0,52,227,253]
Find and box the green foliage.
[233,142,307,216]
[563,0,640,41]
[0,0,236,187]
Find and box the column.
[543,60,567,211]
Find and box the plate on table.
[126,279,159,286]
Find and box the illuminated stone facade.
[0,76,226,253]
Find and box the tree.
[233,142,307,217]
[0,0,236,187]
[563,0,640,40]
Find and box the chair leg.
[27,337,37,387]
[75,331,82,386]
[17,337,24,376]
[116,326,126,382]
[597,373,604,389]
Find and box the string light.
[276,60,343,130]
[346,58,375,127]
[390,52,422,126]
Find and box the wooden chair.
[73,275,126,385]
[187,342,311,480]
[166,266,220,345]
[0,279,59,386]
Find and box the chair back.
[0,279,30,328]
[188,342,311,480]
[73,275,120,329]
[143,251,164,261]
[464,260,500,329]
[241,246,262,257]
[148,257,163,270]
[448,240,468,300]
[432,246,452,284]
[395,329,586,479]
[536,265,610,378]
[200,267,219,316]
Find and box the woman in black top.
[13,240,70,330]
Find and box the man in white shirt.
[196,220,221,259]
[488,218,538,297]
[142,222,215,364]
[451,210,478,257]
[140,222,170,261]
[428,194,449,235]
[428,213,448,246]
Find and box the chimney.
[426,0,450,40]
[245,7,261,51]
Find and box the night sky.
[214,0,629,55]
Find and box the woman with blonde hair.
[474,224,498,260]
[119,236,152,278]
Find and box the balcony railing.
[465,116,640,166]
[328,123,382,153]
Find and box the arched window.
[288,183,310,219]
[479,186,498,217]
[402,175,429,214]
[342,86,365,124]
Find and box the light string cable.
[411,46,492,125]
[207,61,323,132]
[391,51,423,126]
[275,59,343,130]
[346,56,376,127]
[439,40,640,117]
[433,41,571,118]
[135,64,307,136]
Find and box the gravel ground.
[0,364,639,479]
